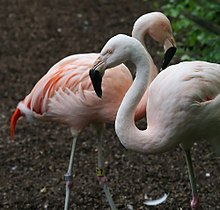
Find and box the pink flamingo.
[10,12,176,210]
[89,34,220,210]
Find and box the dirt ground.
[0,0,219,209]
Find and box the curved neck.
[115,49,162,154]
[132,31,145,48]
[132,26,158,83]
[131,25,159,121]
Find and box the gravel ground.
[0,0,219,209]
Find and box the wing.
[147,61,220,150]
[17,53,133,130]
[22,53,99,114]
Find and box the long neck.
[131,25,159,121]
[132,26,158,85]
[132,29,145,48]
[115,50,160,154]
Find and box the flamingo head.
[89,34,146,98]
[132,12,177,70]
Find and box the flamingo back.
[10,53,133,136]
[147,61,220,151]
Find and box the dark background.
[1,0,219,209]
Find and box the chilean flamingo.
[89,34,220,210]
[10,12,176,210]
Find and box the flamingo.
[89,34,220,210]
[10,12,176,210]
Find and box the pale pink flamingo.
[10,12,176,210]
[89,34,220,210]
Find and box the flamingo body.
[89,34,220,209]
[11,53,133,134]
[143,61,220,153]
[10,53,134,210]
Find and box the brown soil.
[1,0,219,209]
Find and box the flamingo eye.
[107,49,113,54]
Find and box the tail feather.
[10,108,21,139]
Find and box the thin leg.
[64,134,77,210]
[184,149,200,210]
[95,124,117,210]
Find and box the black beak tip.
[89,69,103,98]
[96,89,102,98]
[161,46,177,71]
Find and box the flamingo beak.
[160,36,177,71]
[89,68,103,98]
[160,46,176,71]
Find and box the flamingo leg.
[95,123,117,210]
[64,134,77,210]
[184,149,200,210]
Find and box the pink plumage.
[10,12,176,210]
[10,53,134,135]
[89,34,220,210]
